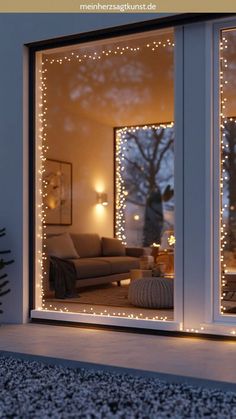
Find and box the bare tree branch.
[124,156,149,181]
[126,132,150,162]
[155,137,174,175]
[151,127,164,160]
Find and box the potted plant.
[0,228,14,315]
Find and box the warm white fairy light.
[36,61,49,310]
[36,36,236,331]
[115,123,174,245]
[168,234,176,246]
[37,40,175,322]
[44,39,175,65]
[43,303,171,321]
[220,36,228,313]
[115,129,127,244]
[219,34,236,314]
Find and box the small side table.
[130,269,153,282]
[128,277,174,309]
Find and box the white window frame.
[31,26,184,331]
[212,18,236,325]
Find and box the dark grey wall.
[0,13,162,323]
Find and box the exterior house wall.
[0,13,159,323]
[1,12,235,333]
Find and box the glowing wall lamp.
[96,192,108,206]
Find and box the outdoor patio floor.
[1,323,236,392]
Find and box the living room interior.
[35,28,176,321]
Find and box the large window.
[33,27,177,327]
[219,26,236,316]
[28,16,236,335]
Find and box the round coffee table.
[128,276,173,309]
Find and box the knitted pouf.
[128,277,173,309]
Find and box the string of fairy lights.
[36,38,175,320]
[37,65,49,311]
[115,123,174,245]
[220,36,227,313]
[43,39,175,65]
[220,33,236,314]
[34,33,236,336]
[115,129,127,244]
[42,304,170,321]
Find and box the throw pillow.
[102,237,125,256]
[46,232,79,259]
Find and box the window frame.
[212,18,236,324]
[28,14,236,335]
[29,20,185,331]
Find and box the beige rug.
[47,283,132,308]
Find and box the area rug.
[47,283,132,308]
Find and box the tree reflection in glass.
[115,124,174,247]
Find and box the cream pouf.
[128,277,173,309]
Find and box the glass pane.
[220,28,236,315]
[115,123,174,249]
[34,28,175,322]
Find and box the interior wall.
[43,32,174,237]
[45,111,114,237]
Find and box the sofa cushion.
[70,234,102,258]
[96,256,140,274]
[46,232,79,259]
[102,237,125,256]
[71,258,111,279]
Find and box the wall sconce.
[96,192,108,206]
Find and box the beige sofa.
[45,233,143,296]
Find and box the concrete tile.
[1,324,236,386]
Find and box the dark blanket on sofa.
[49,256,78,299]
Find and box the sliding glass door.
[32,25,182,330]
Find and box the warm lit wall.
[45,109,114,236]
[44,63,115,237]
[44,31,174,237]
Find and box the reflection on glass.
[220,28,236,314]
[35,28,175,320]
[115,123,174,248]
